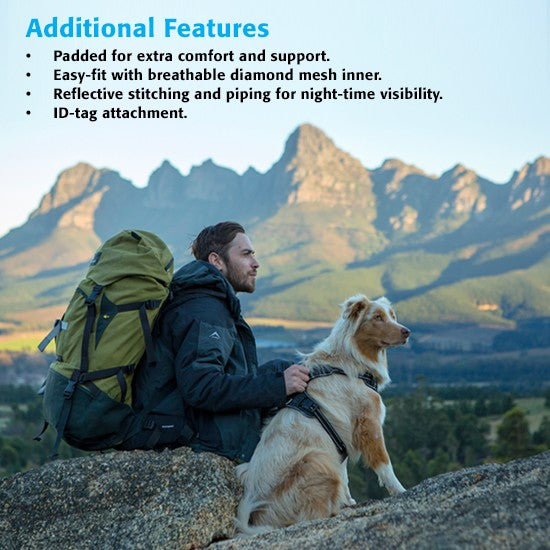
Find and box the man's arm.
[258,358,292,374]
[259,359,310,393]
[173,319,308,412]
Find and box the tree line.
[1,383,549,491]
[349,385,550,500]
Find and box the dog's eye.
[374,314,384,322]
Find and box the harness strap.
[310,364,379,392]
[284,365,380,460]
[358,371,378,392]
[286,392,348,460]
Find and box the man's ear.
[208,252,226,273]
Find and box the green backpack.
[37,229,174,454]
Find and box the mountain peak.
[380,158,408,171]
[508,156,549,209]
[149,160,183,182]
[188,158,237,179]
[159,159,176,170]
[30,163,133,221]
[32,162,100,216]
[443,164,471,178]
[267,124,375,210]
[378,158,426,177]
[282,123,336,161]
[528,156,550,177]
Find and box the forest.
[349,385,550,500]
[1,381,549,501]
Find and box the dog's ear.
[342,295,370,321]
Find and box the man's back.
[125,260,288,461]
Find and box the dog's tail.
[234,493,273,537]
[234,462,272,536]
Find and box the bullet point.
[26,91,31,96]
[26,53,31,58]
[26,111,31,115]
[26,73,31,77]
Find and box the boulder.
[0,447,241,550]
[2,448,549,549]
[217,451,550,550]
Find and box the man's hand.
[283,364,310,395]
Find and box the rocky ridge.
[2,124,547,272]
[0,123,548,327]
[1,449,549,550]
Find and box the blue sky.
[0,0,548,237]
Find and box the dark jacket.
[123,260,289,462]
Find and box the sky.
[0,0,548,238]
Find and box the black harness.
[284,365,379,461]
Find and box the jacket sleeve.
[172,318,288,413]
[259,358,293,374]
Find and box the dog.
[235,294,410,532]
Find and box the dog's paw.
[388,483,406,496]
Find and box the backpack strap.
[78,284,104,375]
[77,364,136,403]
[48,284,103,457]
[33,420,49,442]
[139,303,156,367]
[115,299,163,367]
[49,369,81,457]
[37,319,68,352]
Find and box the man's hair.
[191,221,245,261]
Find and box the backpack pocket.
[43,363,136,451]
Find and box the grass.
[247,317,332,329]
[0,332,45,353]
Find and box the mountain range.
[0,124,548,333]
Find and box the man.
[121,221,309,462]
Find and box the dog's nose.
[401,327,411,338]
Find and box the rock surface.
[218,451,550,550]
[1,449,549,549]
[0,447,241,550]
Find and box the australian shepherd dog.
[236,294,411,532]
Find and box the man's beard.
[225,260,256,293]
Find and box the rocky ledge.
[1,449,549,549]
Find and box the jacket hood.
[170,260,241,319]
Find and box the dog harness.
[284,365,379,461]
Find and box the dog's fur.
[235,294,410,533]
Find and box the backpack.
[37,229,174,455]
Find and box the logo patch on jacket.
[209,331,221,340]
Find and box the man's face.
[216,233,259,293]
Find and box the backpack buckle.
[143,418,156,430]
[63,370,81,399]
[63,379,77,399]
